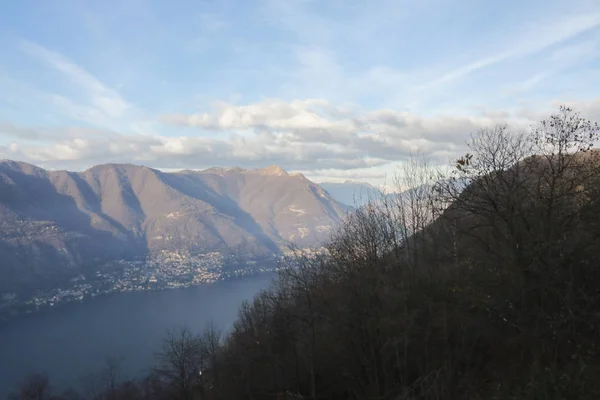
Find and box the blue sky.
[1,0,599,184]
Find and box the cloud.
[421,12,600,91]
[247,1,600,113]
[3,97,600,182]
[558,97,600,122]
[418,52,514,92]
[21,41,131,119]
[305,169,389,182]
[0,123,48,140]
[0,97,474,171]
[12,40,161,135]
[161,99,360,145]
[160,99,505,148]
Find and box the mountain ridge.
[0,160,350,293]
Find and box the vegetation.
[8,106,600,399]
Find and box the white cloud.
[428,12,600,89]
[0,123,47,140]
[308,169,389,182]
[14,40,160,135]
[3,97,600,184]
[161,99,507,149]
[557,97,600,122]
[21,41,131,119]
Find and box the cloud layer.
[5,97,599,179]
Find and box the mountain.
[318,181,381,207]
[0,161,350,292]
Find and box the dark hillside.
[201,106,600,400]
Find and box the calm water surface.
[0,273,275,397]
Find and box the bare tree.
[439,107,600,276]
[101,355,125,400]
[8,374,52,400]
[154,326,205,400]
[276,251,327,399]
[435,123,534,270]
[80,371,103,400]
[201,321,222,393]
[389,153,446,271]
[434,106,600,376]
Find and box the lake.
[0,273,276,397]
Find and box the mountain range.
[317,181,382,207]
[0,160,350,292]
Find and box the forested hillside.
[9,106,600,399]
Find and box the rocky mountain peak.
[255,165,288,176]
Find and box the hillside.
[7,108,600,400]
[192,106,600,400]
[0,161,350,293]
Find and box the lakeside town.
[0,248,325,322]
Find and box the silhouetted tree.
[8,374,52,400]
[154,327,205,400]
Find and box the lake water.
[0,273,275,397]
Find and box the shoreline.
[0,267,279,324]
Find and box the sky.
[0,0,599,185]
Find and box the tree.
[80,371,103,400]
[154,326,205,400]
[8,374,52,400]
[276,252,327,399]
[200,321,222,396]
[439,106,600,278]
[101,355,125,400]
[437,106,600,385]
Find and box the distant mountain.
[0,161,350,293]
[319,177,471,209]
[318,181,382,207]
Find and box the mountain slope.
[179,166,350,248]
[0,161,349,292]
